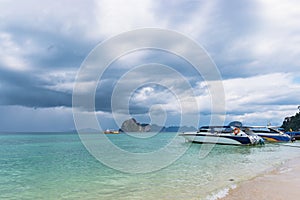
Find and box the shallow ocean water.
[0,132,299,200]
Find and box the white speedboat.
[180,126,264,145]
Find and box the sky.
[1,0,300,131]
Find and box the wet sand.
[221,157,300,200]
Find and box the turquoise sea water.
[1,132,299,200]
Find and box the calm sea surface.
[0,132,299,200]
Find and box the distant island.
[120,118,197,133]
[76,111,300,134]
[282,112,300,132]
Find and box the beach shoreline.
[219,155,300,200]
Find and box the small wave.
[205,184,236,200]
[279,167,292,174]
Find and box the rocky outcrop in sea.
[121,118,151,132]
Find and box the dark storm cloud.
[3,25,93,69]
[0,68,72,108]
[0,67,119,112]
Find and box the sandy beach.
[221,157,300,200]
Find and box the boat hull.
[180,133,256,145]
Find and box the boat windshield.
[199,126,233,133]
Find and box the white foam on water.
[205,184,237,200]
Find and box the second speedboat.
[180,126,264,146]
[246,126,291,142]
